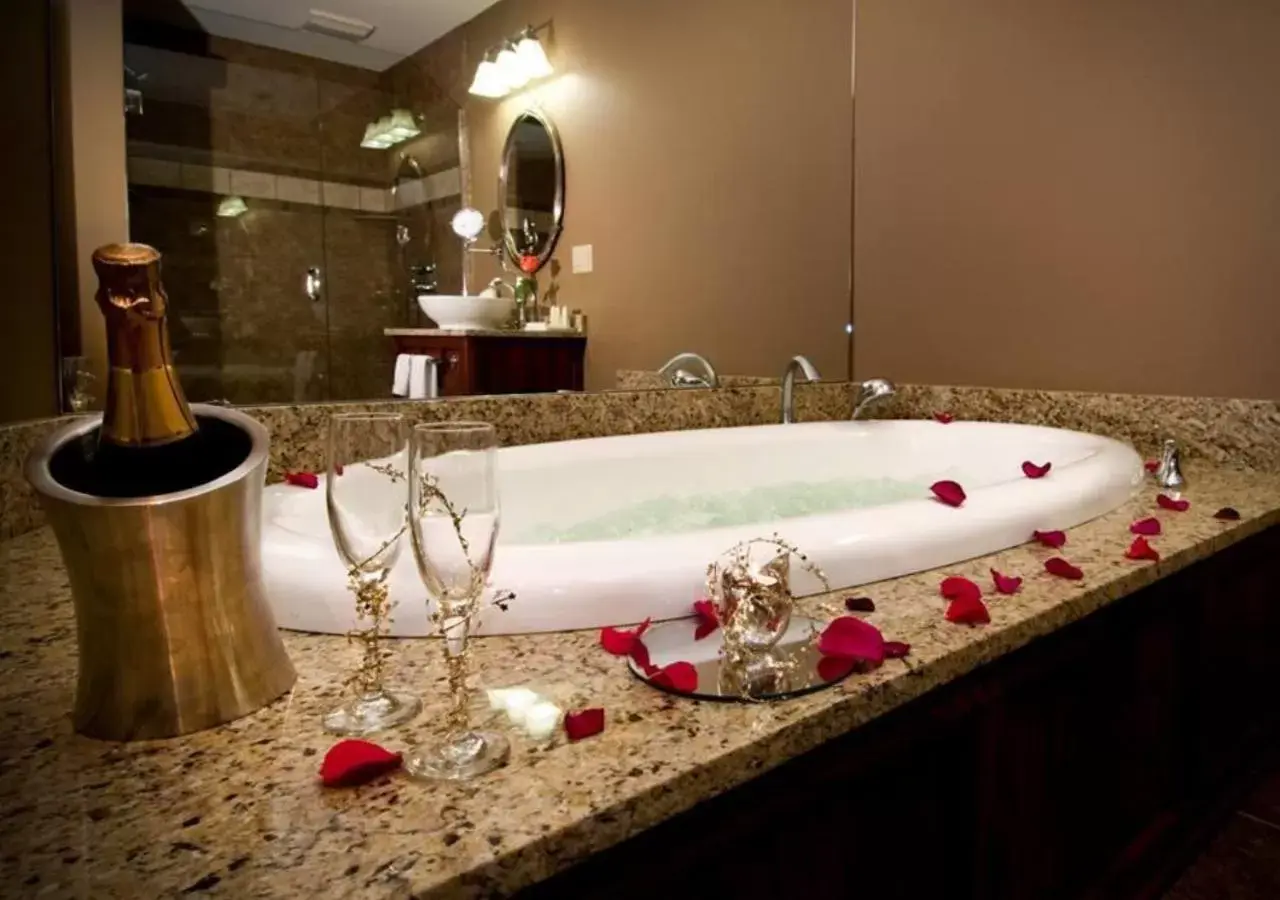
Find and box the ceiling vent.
[301,9,376,42]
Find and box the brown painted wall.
[854,0,1280,400]
[393,0,853,389]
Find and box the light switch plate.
[571,244,593,274]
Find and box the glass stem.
[441,612,471,736]
[350,576,391,697]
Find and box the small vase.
[514,276,538,325]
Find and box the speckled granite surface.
[1,466,1276,898]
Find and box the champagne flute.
[404,421,508,780]
[323,413,422,735]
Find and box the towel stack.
[392,354,438,399]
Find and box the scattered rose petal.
[1044,557,1084,580]
[817,656,857,682]
[629,639,659,677]
[930,480,967,507]
[817,616,886,665]
[1022,461,1052,479]
[945,593,990,625]
[319,739,401,787]
[1032,529,1067,549]
[991,569,1022,595]
[940,575,982,604]
[285,472,319,489]
[564,708,605,742]
[844,595,876,613]
[599,618,652,656]
[650,662,698,694]
[884,641,911,659]
[1157,494,1190,512]
[1130,517,1162,536]
[1125,536,1160,562]
[1214,507,1241,521]
[1144,459,1160,473]
[933,412,955,424]
[692,599,719,640]
[334,464,344,476]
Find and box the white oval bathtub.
[261,420,1143,635]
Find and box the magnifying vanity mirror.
[499,109,564,274]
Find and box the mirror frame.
[498,108,565,275]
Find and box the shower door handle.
[304,266,323,302]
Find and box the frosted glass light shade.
[468,59,510,98]
[515,35,553,79]
[216,196,248,217]
[496,45,529,88]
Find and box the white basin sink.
[417,293,514,330]
[261,420,1143,636]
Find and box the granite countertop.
[385,328,583,339]
[1,466,1277,898]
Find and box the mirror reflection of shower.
[124,65,146,116]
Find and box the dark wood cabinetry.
[387,330,586,397]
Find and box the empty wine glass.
[404,421,508,780]
[322,413,422,735]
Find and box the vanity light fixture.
[467,25,554,99]
[514,29,554,80]
[216,195,248,217]
[468,50,511,98]
[496,41,530,90]
[359,108,421,149]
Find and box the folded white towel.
[392,354,411,396]
[408,355,438,399]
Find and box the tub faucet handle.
[1155,438,1186,490]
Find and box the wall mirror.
[499,110,564,274]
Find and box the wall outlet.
[571,244,593,274]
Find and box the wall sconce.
[216,196,248,217]
[360,108,422,149]
[468,25,554,99]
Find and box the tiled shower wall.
[123,31,464,404]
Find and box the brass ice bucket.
[25,404,296,741]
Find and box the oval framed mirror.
[498,109,564,274]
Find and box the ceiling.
[183,0,502,70]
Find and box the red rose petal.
[319,739,402,787]
[1144,459,1160,473]
[1021,461,1052,479]
[843,595,876,613]
[599,618,652,656]
[629,639,659,677]
[1214,506,1242,521]
[933,412,955,424]
[564,708,606,742]
[940,575,982,604]
[651,662,698,694]
[817,616,886,665]
[1032,529,1067,549]
[945,593,990,625]
[990,569,1022,595]
[1044,557,1084,580]
[1129,517,1162,536]
[930,480,967,507]
[285,472,319,489]
[692,599,719,641]
[1156,494,1190,512]
[884,641,911,659]
[1125,536,1160,562]
[817,656,857,681]
[334,464,344,476]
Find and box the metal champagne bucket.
[25,404,296,741]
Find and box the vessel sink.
[417,293,514,330]
[261,420,1143,636]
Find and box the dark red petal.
[990,569,1022,595]
[883,641,911,659]
[843,595,876,613]
[285,472,319,489]
[692,599,719,640]
[1044,557,1084,580]
[945,593,990,625]
[933,412,955,424]
[1125,536,1160,562]
[1032,529,1067,549]
[1156,494,1190,512]
[564,708,606,741]
[940,575,982,604]
[817,656,857,681]
[930,480,966,507]
[1021,461,1052,479]
[1214,506,1242,521]
[600,618,652,656]
[817,616,886,664]
[628,639,659,676]
[1144,459,1160,473]
[651,662,698,694]
[1129,517,1162,536]
[334,464,344,476]
[319,739,402,787]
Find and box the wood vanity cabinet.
[388,331,586,397]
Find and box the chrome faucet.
[1155,438,1186,490]
[657,352,719,388]
[780,356,821,424]
[852,378,896,419]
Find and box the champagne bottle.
[87,243,220,497]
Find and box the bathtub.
[261,420,1144,635]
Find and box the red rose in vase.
[519,254,539,274]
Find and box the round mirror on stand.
[498,109,564,275]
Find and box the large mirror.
[499,110,564,274]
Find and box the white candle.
[501,688,541,725]
[524,701,562,741]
